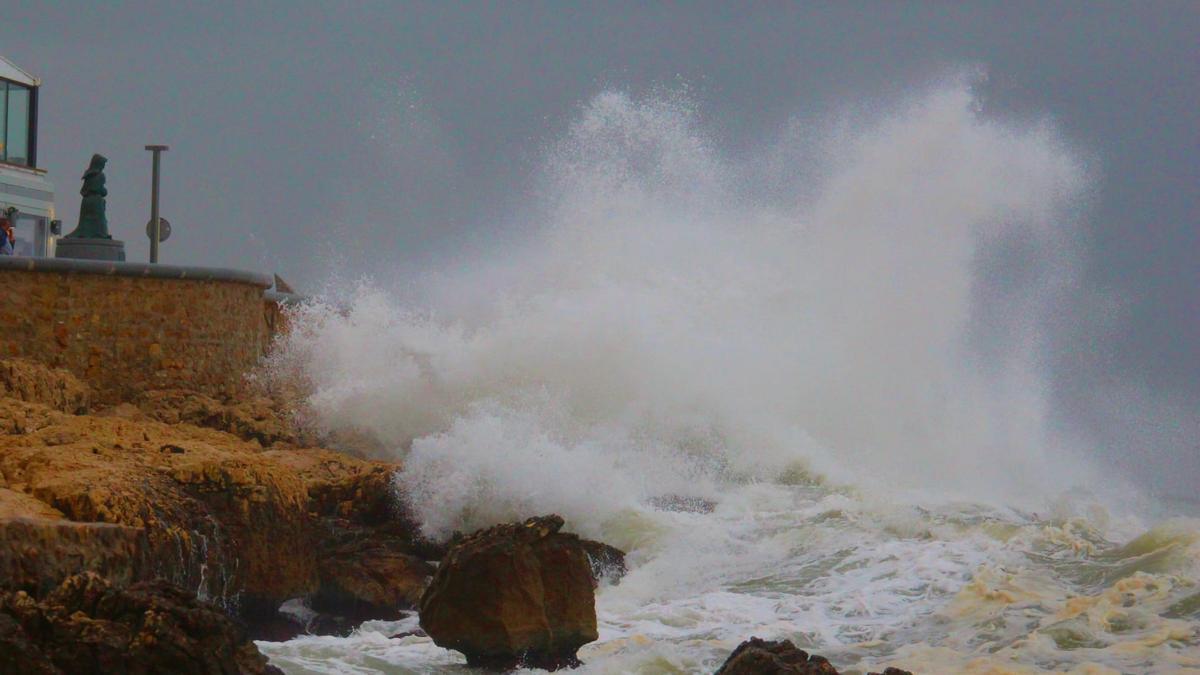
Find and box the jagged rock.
[420,515,599,670]
[312,527,435,622]
[136,388,303,447]
[0,397,69,436]
[262,448,396,523]
[0,610,56,675]
[0,487,65,520]
[0,573,281,675]
[0,359,90,415]
[714,637,914,675]
[580,538,627,586]
[715,637,838,674]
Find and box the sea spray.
[271,77,1092,537]
[259,77,1200,675]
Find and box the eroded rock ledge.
[0,358,433,642]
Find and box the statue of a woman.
[66,154,110,239]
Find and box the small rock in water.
[714,637,914,675]
[580,538,627,586]
[419,514,600,670]
[647,495,717,513]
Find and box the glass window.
[4,83,31,166]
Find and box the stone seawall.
[0,257,276,403]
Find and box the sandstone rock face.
[137,388,305,448]
[0,358,437,639]
[0,390,428,630]
[0,359,89,414]
[0,573,282,675]
[0,402,320,616]
[0,517,159,597]
[420,515,599,670]
[714,637,914,675]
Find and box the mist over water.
[261,78,1200,674]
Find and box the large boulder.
[0,573,281,675]
[419,515,599,670]
[715,637,914,675]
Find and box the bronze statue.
[66,154,110,239]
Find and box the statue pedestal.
[55,237,126,261]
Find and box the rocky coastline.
[0,358,911,673]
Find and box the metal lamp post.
[145,145,168,263]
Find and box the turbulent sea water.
[258,78,1200,674]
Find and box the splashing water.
[260,79,1199,673]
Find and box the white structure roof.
[0,55,38,87]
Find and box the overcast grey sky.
[7,1,1198,496]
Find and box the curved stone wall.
[0,257,276,403]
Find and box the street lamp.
[145,145,168,263]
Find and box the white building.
[0,54,55,257]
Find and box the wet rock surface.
[0,516,162,597]
[580,538,627,586]
[312,527,435,621]
[715,637,914,675]
[420,514,600,670]
[0,573,282,675]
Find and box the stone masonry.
[0,265,276,403]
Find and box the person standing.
[0,216,14,255]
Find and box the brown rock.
[715,638,838,674]
[580,538,627,586]
[0,487,65,520]
[419,515,599,670]
[0,573,282,675]
[0,517,163,597]
[714,637,914,675]
[312,527,434,621]
[262,448,396,523]
[0,365,436,635]
[136,388,303,448]
[0,402,333,616]
[0,359,90,415]
[0,610,56,675]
